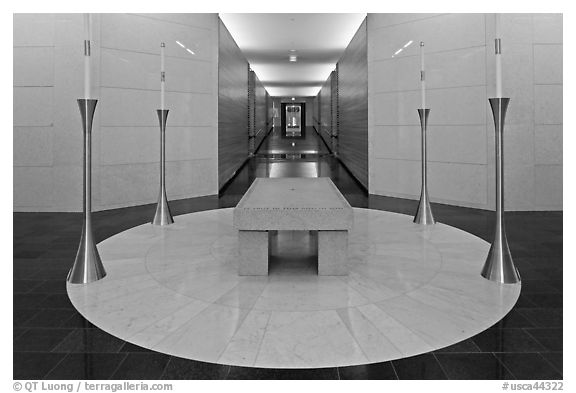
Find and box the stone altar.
[233,178,353,275]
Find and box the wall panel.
[13,13,219,212]
[318,74,333,148]
[368,13,562,211]
[248,71,269,153]
[254,75,269,150]
[338,18,369,189]
[218,19,249,188]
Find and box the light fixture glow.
[175,40,185,48]
[394,48,403,55]
[186,48,195,55]
[403,40,413,48]
[291,97,295,100]
[289,55,297,62]
[219,13,367,97]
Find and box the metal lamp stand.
[481,98,521,284]
[67,99,107,284]
[413,108,435,225]
[152,109,174,225]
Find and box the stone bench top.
[236,178,351,209]
[233,178,353,231]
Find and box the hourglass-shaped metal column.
[481,97,521,284]
[152,108,174,226]
[413,108,435,225]
[67,99,107,284]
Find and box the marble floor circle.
[67,208,521,369]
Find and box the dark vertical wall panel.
[248,70,255,153]
[338,18,368,188]
[319,73,333,148]
[331,65,339,138]
[254,74,268,150]
[218,19,249,188]
[312,95,321,132]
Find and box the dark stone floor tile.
[41,246,79,256]
[39,293,75,309]
[495,353,562,380]
[35,267,71,280]
[472,328,546,353]
[13,267,43,280]
[490,310,535,329]
[226,366,278,380]
[435,353,514,380]
[13,280,44,294]
[21,309,77,328]
[52,328,125,353]
[120,342,155,353]
[392,354,447,380]
[514,294,537,308]
[517,268,551,280]
[14,258,59,269]
[523,293,563,308]
[541,352,563,375]
[13,293,49,309]
[14,250,46,259]
[524,328,563,352]
[111,353,171,379]
[434,339,480,353]
[273,367,339,380]
[516,256,562,269]
[536,268,563,281]
[14,308,39,327]
[13,352,67,379]
[13,328,28,340]
[533,336,563,352]
[62,312,98,328]
[163,358,230,380]
[338,362,397,380]
[14,328,74,352]
[550,280,563,292]
[30,279,68,294]
[518,308,563,328]
[520,280,561,294]
[45,352,128,380]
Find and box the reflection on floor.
[13,126,562,379]
[220,127,367,209]
[67,208,520,369]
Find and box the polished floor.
[14,126,562,379]
[67,208,520,368]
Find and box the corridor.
[220,126,367,209]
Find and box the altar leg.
[318,230,348,275]
[238,230,269,275]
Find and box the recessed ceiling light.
[289,49,297,52]
[291,97,295,101]
[289,55,297,62]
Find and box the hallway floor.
[13,127,562,379]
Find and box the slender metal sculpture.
[67,99,107,284]
[413,108,435,224]
[152,108,174,225]
[481,97,520,284]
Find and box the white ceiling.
[219,13,366,97]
